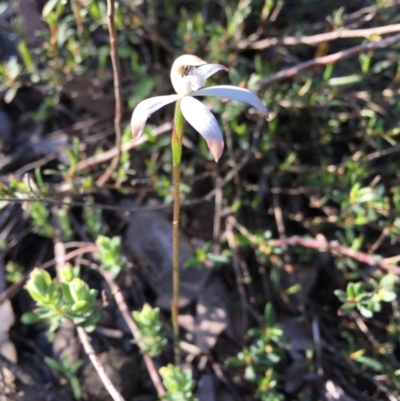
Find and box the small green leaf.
[21,311,41,324]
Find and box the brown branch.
[238,24,400,50]
[52,207,66,281]
[97,0,123,187]
[77,327,126,401]
[99,270,165,397]
[269,236,400,274]
[259,32,400,87]
[230,219,400,273]
[76,121,172,172]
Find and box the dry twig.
[259,32,400,87]
[52,207,66,280]
[230,220,400,274]
[77,326,126,401]
[238,23,400,50]
[270,236,400,274]
[99,270,165,397]
[97,0,123,187]
[76,122,172,172]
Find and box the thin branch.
[77,327,126,401]
[76,121,172,172]
[230,220,400,274]
[52,207,66,280]
[97,0,123,187]
[259,32,400,87]
[238,23,400,50]
[269,236,400,274]
[99,270,165,397]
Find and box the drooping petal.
[131,95,179,140]
[180,96,224,162]
[187,64,229,93]
[192,85,269,118]
[195,64,230,81]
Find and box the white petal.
[195,64,229,81]
[131,95,179,140]
[183,64,229,93]
[170,57,229,96]
[180,96,224,162]
[171,55,207,95]
[192,85,268,118]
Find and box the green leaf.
[334,289,347,299]
[381,290,397,302]
[44,357,64,372]
[42,0,59,18]
[21,311,41,324]
[355,356,383,372]
[328,74,362,86]
[357,305,373,318]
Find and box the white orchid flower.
[130,54,268,161]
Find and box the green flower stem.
[171,100,184,366]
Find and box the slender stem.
[171,100,184,366]
[172,163,181,366]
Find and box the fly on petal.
[130,54,269,163]
[195,64,230,81]
[170,55,229,96]
[171,55,207,95]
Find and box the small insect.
[180,65,197,77]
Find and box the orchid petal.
[170,56,229,95]
[195,64,229,81]
[185,64,229,93]
[192,85,268,118]
[171,55,206,95]
[180,96,224,162]
[131,95,179,140]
